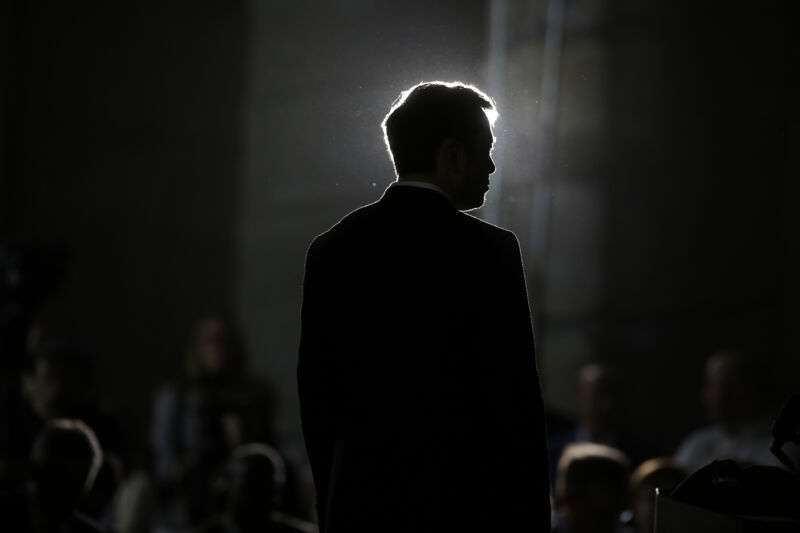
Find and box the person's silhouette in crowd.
[29,418,105,532]
[552,443,631,533]
[23,341,120,449]
[0,242,68,494]
[674,349,779,471]
[549,364,656,481]
[21,340,133,528]
[628,458,685,533]
[199,443,316,533]
[151,315,277,527]
[298,81,550,532]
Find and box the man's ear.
[437,137,467,176]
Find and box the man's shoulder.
[308,201,519,255]
[675,424,725,463]
[454,211,518,251]
[455,211,513,237]
[679,425,724,447]
[308,201,382,252]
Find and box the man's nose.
[488,157,496,174]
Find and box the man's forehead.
[476,119,495,145]
[482,106,499,126]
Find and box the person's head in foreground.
[382,81,497,211]
[29,418,103,528]
[629,458,686,533]
[219,443,287,530]
[555,443,630,533]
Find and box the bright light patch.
[483,107,499,126]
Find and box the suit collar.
[390,178,452,203]
[380,183,456,212]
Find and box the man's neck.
[397,172,434,183]
[392,175,452,203]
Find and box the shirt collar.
[388,176,452,203]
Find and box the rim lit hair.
[556,443,630,500]
[381,81,498,176]
[38,418,104,494]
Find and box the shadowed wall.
[1,1,247,434]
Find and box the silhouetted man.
[298,81,550,532]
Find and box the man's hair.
[630,457,685,496]
[555,443,630,501]
[224,443,287,510]
[381,81,497,176]
[31,418,104,497]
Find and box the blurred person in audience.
[22,341,121,523]
[629,458,685,533]
[552,443,632,533]
[199,443,316,533]
[219,408,316,523]
[23,340,121,454]
[550,364,655,481]
[674,349,779,471]
[151,314,277,527]
[29,418,105,532]
[23,338,155,532]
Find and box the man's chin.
[456,192,487,212]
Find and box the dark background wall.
[597,0,792,445]
[1,0,794,453]
[495,0,794,446]
[1,1,248,435]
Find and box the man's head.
[23,341,95,420]
[186,315,245,377]
[219,443,287,527]
[629,458,686,533]
[30,419,103,520]
[555,443,630,533]
[577,363,619,437]
[382,81,497,211]
[702,349,764,430]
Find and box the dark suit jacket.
[298,185,550,532]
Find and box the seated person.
[549,364,656,481]
[22,339,142,529]
[675,349,779,471]
[29,418,105,532]
[629,458,685,533]
[23,339,122,452]
[151,315,276,527]
[200,443,316,533]
[552,443,631,533]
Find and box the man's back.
[298,185,550,532]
